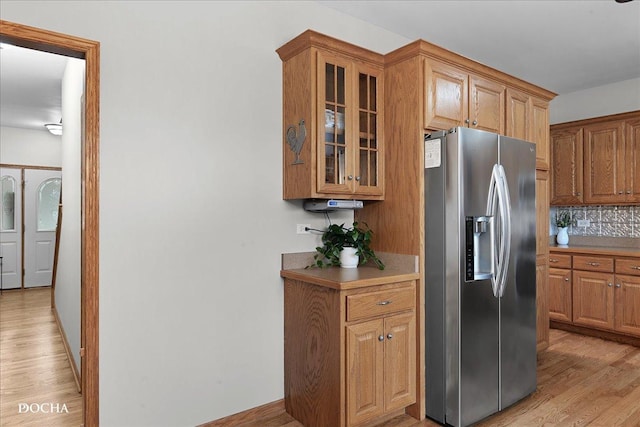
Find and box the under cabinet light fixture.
[45,119,63,136]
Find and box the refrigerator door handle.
[486,164,511,298]
[486,166,500,297]
[496,165,511,298]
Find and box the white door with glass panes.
[0,167,23,290]
[24,169,61,288]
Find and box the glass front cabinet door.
[278,30,384,200]
[317,51,383,198]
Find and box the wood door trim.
[0,19,100,427]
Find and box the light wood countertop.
[281,251,419,290]
[550,244,640,258]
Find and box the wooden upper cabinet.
[550,127,583,205]
[583,120,626,204]
[625,118,640,203]
[506,88,530,141]
[531,98,550,170]
[469,75,505,134]
[424,59,505,134]
[424,59,468,130]
[506,89,550,170]
[551,111,640,206]
[277,30,384,200]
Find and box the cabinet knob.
[465,119,470,124]
[550,258,558,263]
[616,283,621,288]
[631,266,640,270]
[618,191,624,195]
[472,120,478,126]
[564,277,569,282]
[627,190,632,194]
[577,192,581,196]
[347,175,353,181]
[608,283,613,287]
[387,333,393,340]
[587,262,600,266]
[355,176,361,182]
[378,335,385,342]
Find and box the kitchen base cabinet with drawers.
[549,249,640,345]
[281,264,419,427]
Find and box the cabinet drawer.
[549,253,571,268]
[616,258,640,276]
[573,255,614,272]
[347,286,415,322]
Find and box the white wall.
[0,126,61,167]
[550,77,640,124]
[1,2,410,425]
[54,58,84,376]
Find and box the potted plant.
[309,222,385,270]
[555,210,575,245]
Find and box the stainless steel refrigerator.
[424,127,536,427]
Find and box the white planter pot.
[557,227,569,245]
[339,247,359,269]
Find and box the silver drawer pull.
[377,300,392,306]
[550,258,558,263]
[587,262,600,266]
[631,266,640,270]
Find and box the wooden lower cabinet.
[283,277,417,427]
[573,270,615,330]
[536,257,549,350]
[347,312,416,426]
[549,267,572,322]
[550,251,640,340]
[615,274,640,336]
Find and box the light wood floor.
[236,329,640,427]
[0,287,82,426]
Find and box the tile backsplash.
[550,206,640,238]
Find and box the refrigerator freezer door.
[498,136,537,409]
[451,128,501,426]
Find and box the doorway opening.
[0,19,100,426]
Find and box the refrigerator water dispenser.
[465,215,493,281]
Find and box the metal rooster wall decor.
[286,119,306,164]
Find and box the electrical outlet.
[577,219,590,227]
[296,224,311,234]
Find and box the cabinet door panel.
[626,118,640,203]
[583,121,626,204]
[536,171,549,257]
[573,270,614,330]
[536,257,549,350]
[550,128,583,205]
[532,98,550,170]
[505,88,529,141]
[317,51,355,195]
[549,268,572,323]
[614,274,640,336]
[424,59,468,130]
[347,319,384,426]
[469,75,505,134]
[384,312,416,412]
[354,64,384,196]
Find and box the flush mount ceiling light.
[45,119,63,136]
